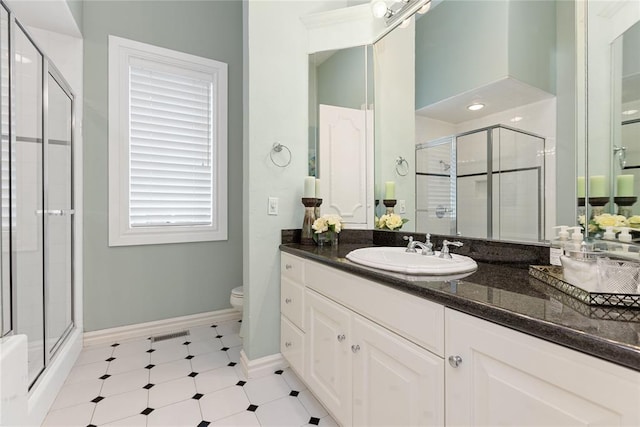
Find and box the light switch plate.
[268,197,278,215]
[397,199,406,214]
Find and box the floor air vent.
[150,330,190,343]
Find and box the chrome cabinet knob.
[285,341,292,348]
[285,298,292,304]
[285,264,292,270]
[337,334,346,342]
[351,344,360,353]
[448,355,463,368]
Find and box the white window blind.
[108,35,228,246]
[129,59,215,228]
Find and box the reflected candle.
[589,175,606,197]
[577,176,585,198]
[617,175,634,197]
[385,181,395,199]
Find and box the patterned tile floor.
[43,320,336,427]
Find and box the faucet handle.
[425,233,432,244]
[403,235,417,253]
[403,235,413,243]
[440,240,463,259]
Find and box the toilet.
[230,286,245,338]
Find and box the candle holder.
[383,199,397,215]
[588,197,610,218]
[301,197,317,245]
[615,196,637,218]
[314,198,323,219]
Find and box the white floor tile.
[220,333,242,348]
[148,376,197,409]
[199,385,250,422]
[104,414,148,426]
[243,374,291,405]
[190,350,230,373]
[194,366,239,395]
[75,346,114,366]
[210,410,261,426]
[151,337,189,350]
[50,378,103,411]
[188,324,218,341]
[297,389,328,418]
[146,399,202,427]
[112,339,151,358]
[226,346,242,363]
[255,395,311,427]
[41,402,95,427]
[101,368,150,397]
[65,361,109,385]
[91,388,149,425]
[281,368,307,392]
[150,343,189,365]
[149,358,192,384]
[215,321,241,336]
[187,338,224,356]
[319,415,338,426]
[107,352,151,375]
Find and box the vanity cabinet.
[445,309,640,426]
[280,253,305,376]
[280,252,640,427]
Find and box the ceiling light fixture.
[399,17,412,28]
[622,109,639,116]
[510,116,523,122]
[467,103,485,111]
[372,0,431,28]
[417,2,431,14]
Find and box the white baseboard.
[83,309,240,347]
[240,349,288,379]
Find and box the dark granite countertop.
[280,242,640,372]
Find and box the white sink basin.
[346,246,478,275]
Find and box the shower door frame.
[1,5,76,389]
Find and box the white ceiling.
[5,0,81,38]
[416,77,555,124]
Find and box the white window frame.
[108,35,228,246]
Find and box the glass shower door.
[0,4,10,337]
[45,71,73,356]
[14,25,45,385]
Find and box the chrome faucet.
[403,234,435,256]
[440,240,463,259]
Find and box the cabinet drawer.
[281,252,304,283]
[281,316,304,377]
[282,277,304,329]
[306,259,445,357]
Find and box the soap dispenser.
[564,226,584,253]
[550,226,570,266]
[618,227,633,244]
[603,226,616,240]
[560,241,600,292]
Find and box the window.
[108,36,227,246]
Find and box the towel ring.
[395,156,409,176]
[270,142,292,168]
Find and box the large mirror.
[309,0,579,243]
[585,1,640,246]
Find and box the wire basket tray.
[529,265,640,308]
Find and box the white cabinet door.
[352,314,444,427]
[445,309,640,426]
[305,289,353,425]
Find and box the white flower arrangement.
[312,214,344,234]
[375,213,409,231]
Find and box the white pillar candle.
[315,178,321,198]
[385,181,395,199]
[303,176,316,198]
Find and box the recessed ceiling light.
[510,116,523,122]
[622,109,639,116]
[467,103,485,111]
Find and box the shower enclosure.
[0,2,75,390]
[416,125,545,242]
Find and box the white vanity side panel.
[305,258,445,357]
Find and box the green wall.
[82,1,243,331]
[415,0,556,110]
[317,46,368,110]
[66,0,83,34]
